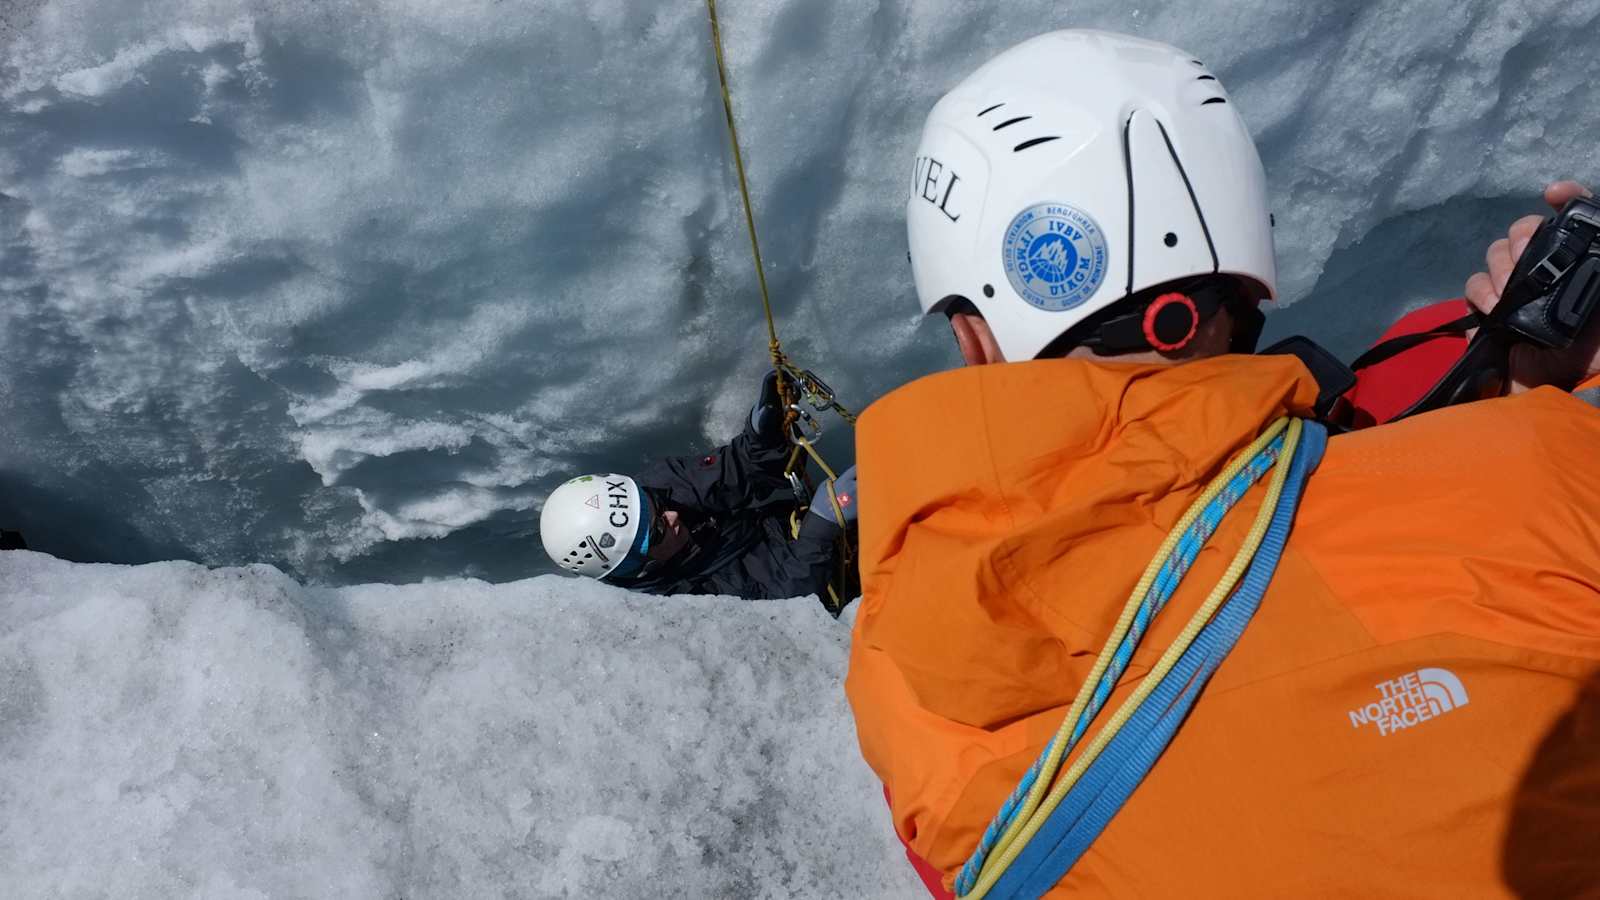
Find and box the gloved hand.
[807,465,857,525]
[749,369,786,441]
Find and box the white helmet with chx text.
[540,473,644,580]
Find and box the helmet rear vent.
[977,102,1006,117]
[1189,72,1226,106]
[993,115,1032,131]
[1013,136,1061,153]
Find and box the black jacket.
[608,421,841,600]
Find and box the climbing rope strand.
[983,423,1326,899]
[1061,444,1280,749]
[794,433,855,612]
[962,419,1305,900]
[993,425,1299,891]
[704,0,855,615]
[975,420,1304,898]
[794,436,849,526]
[955,418,1290,893]
[705,0,860,429]
[704,0,788,384]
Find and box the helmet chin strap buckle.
[1074,279,1228,355]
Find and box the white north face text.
[1347,668,1470,737]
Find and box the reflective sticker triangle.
[585,494,601,509]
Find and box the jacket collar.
[854,353,1321,629]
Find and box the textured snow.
[4,0,1596,581]
[0,550,918,897]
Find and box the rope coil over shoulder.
[956,417,1328,898]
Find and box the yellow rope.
[964,417,1304,899]
[796,434,855,613]
[980,418,1289,869]
[794,436,848,520]
[704,0,790,394]
[703,0,860,429]
[704,0,856,614]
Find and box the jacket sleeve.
[613,514,840,601]
[636,420,793,515]
[743,513,840,600]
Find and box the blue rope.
[987,422,1326,899]
[955,435,1286,895]
[1069,441,1281,743]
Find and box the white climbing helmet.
[540,473,646,580]
[907,29,1276,361]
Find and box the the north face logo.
[1348,668,1469,737]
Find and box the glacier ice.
[5,0,1600,895]
[3,0,1595,581]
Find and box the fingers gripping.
[1464,271,1496,316]
[1545,180,1593,211]
[1468,207,1573,315]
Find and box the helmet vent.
[1201,97,1227,105]
[977,102,1006,117]
[992,115,1032,131]
[1196,75,1216,82]
[1013,136,1061,153]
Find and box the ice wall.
[2,0,1598,581]
[0,551,919,897]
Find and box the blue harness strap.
[987,421,1327,900]
[1575,384,1600,410]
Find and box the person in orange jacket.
[845,29,1600,899]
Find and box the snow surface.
[0,550,919,897]
[3,0,1598,581]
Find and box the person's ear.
[949,310,1006,366]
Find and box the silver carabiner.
[786,470,809,506]
[797,369,838,413]
[786,403,822,445]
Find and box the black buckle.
[1258,336,1357,421]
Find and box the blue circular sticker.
[1001,202,1109,312]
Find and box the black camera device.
[1498,196,1600,348]
[1397,196,1600,417]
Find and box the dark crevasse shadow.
[0,469,196,566]
[1501,668,1600,897]
[1262,193,1537,364]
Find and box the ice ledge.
[0,551,914,898]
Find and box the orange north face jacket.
[845,355,1600,898]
